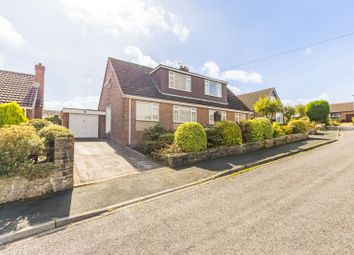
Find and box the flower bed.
[160,133,309,168]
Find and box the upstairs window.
[205,80,222,97]
[136,101,159,121]
[169,71,191,92]
[173,105,197,123]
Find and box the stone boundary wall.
[165,133,309,168]
[0,137,74,204]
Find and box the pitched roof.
[238,88,276,110]
[0,70,38,108]
[109,57,250,111]
[330,102,354,113]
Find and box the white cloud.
[227,85,242,95]
[283,93,330,106]
[0,16,25,47]
[0,55,4,68]
[124,46,158,67]
[45,96,99,110]
[202,60,263,84]
[80,77,94,83]
[305,48,312,55]
[60,0,190,41]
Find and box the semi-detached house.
[96,57,252,145]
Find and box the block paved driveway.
[74,140,161,185]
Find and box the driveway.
[74,140,161,185]
[4,127,353,254]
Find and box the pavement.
[0,130,338,243]
[0,127,352,254]
[74,140,161,185]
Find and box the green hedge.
[255,118,273,139]
[28,119,53,131]
[214,121,242,146]
[174,122,207,152]
[39,125,73,161]
[0,125,44,177]
[0,102,28,127]
[240,119,264,143]
[272,122,285,137]
[288,119,308,134]
[159,133,174,144]
[205,125,223,148]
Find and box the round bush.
[281,125,293,135]
[0,102,28,127]
[214,121,242,146]
[240,120,264,143]
[272,122,285,137]
[174,122,207,152]
[287,119,308,134]
[255,118,273,139]
[0,125,44,177]
[205,125,223,148]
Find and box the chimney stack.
[179,64,189,72]
[34,63,45,118]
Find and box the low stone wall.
[0,137,74,204]
[165,133,309,168]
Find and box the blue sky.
[1,0,354,109]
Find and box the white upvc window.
[209,110,226,124]
[136,101,159,121]
[169,71,192,92]
[173,105,197,123]
[205,80,222,97]
[235,113,240,123]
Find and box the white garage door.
[69,113,99,138]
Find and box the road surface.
[1,127,353,255]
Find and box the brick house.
[98,58,252,145]
[238,87,284,123]
[329,102,354,122]
[0,63,45,119]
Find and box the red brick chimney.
[34,63,45,119]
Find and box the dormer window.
[205,80,222,97]
[169,71,191,92]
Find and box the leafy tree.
[305,100,330,123]
[254,96,283,121]
[283,105,296,123]
[45,115,62,125]
[0,102,28,127]
[295,104,306,118]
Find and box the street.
[1,127,353,255]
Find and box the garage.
[61,108,106,138]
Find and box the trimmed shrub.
[205,125,223,148]
[288,119,308,134]
[45,115,62,125]
[140,141,166,155]
[0,102,28,127]
[305,100,330,123]
[214,121,242,146]
[0,125,44,177]
[142,123,167,141]
[174,122,207,152]
[240,119,264,143]
[159,133,174,144]
[39,125,73,161]
[255,118,273,139]
[272,122,285,138]
[28,119,53,131]
[281,125,293,135]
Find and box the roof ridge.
[0,69,34,77]
[239,87,273,96]
[108,57,153,70]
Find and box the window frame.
[235,113,240,123]
[173,105,197,123]
[209,110,227,124]
[205,80,222,98]
[136,101,159,122]
[169,71,192,92]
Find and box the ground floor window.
[173,105,197,123]
[331,113,340,119]
[275,112,284,124]
[209,110,226,124]
[136,101,159,121]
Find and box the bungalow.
[90,57,252,145]
[0,63,45,119]
[329,102,354,122]
[238,87,284,123]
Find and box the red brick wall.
[34,63,45,119]
[61,112,69,128]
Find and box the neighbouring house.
[43,109,61,118]
[238,87,284,123]
[329,102,354,122]
[78,57,251,145]
[0,63,45,119]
